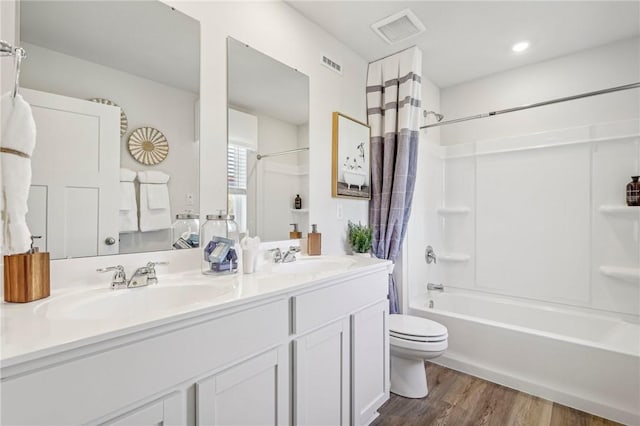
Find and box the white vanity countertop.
[0,255,391,371]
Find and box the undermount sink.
[35,282,235,320]
[267,256,357,275]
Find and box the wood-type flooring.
[371,362,622,426]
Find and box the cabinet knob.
[105,237,116,246]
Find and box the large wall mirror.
[19,1,200,259]
[227,38,309,242]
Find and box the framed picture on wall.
[332,112,371,200]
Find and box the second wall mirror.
[227,38,310,242]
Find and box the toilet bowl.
[389,314,448,398]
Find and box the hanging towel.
[138,171,171,232]
[119,168,138,233]
[1,93,37,255]
[146,183,170,210]
[137,170,170,184]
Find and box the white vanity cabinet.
[351,300,389,425]
[291,268,390,426]
[1,259,390,426]
[293,318,351,426]
[196,346,290,426]
[103,393,183,426]
[1,299,289,425]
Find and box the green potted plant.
[347,221,373,256]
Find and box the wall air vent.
[321,54,342,75]
[371,9,425,45]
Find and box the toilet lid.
[389,314,447,339]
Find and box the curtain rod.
[421,82,640,129]
[256,147,309,160]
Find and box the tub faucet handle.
[425,246,437,264]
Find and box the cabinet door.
[101,392,183,426]
[196,347,289,426]
[294,318,350,426]
[352,300,389,426]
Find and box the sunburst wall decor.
[127,127,169,165]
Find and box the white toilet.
[389,314,448,398]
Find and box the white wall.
[441,37,640,145]
[435,120,640,316]
[430,37,640,316]
[252,113,308,241]
[19,42,199,253]
[169,0,369,255]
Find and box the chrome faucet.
[97,261,168,289]
[269,248,283,263]
[427,283,444,291]
[281,246,301,263]
[127,266,151,288]
[97,265,127,289]
[269,246,301,263]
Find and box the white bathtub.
[409,290,640,425]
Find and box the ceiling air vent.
[371,9,425,45]
[321,54,342,75]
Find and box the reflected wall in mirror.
[227,38,309,242]
[19,1,200,259]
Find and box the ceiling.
[19,1,639,93]
[287,1,640,88]
[20,1,200,93]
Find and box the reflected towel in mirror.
[119,168,138,233]
[138,171,171,232]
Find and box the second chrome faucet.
[97,261,168,289]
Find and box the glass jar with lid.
[171,213,200,249]
[201,212,240,274]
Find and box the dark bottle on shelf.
[294,194,302,209]
[627,176,640,206]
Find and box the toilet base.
[390,355,428,398]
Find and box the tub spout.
[427,283,444,291]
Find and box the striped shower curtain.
[366,47,422,314]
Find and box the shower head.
[424,110,444,122]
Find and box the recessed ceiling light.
[512,41,530,53]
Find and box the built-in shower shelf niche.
[599,205,640,217]
[437,206,470,216]
[439,253,471,262]
[599,266,640,283]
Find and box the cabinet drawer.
[292,270,388,334]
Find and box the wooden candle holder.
[4,252,50,303]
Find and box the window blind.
[227,144,247,193]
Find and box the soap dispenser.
[307,224,321,256]
[290,223,302,239]
[3,236,50,303]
